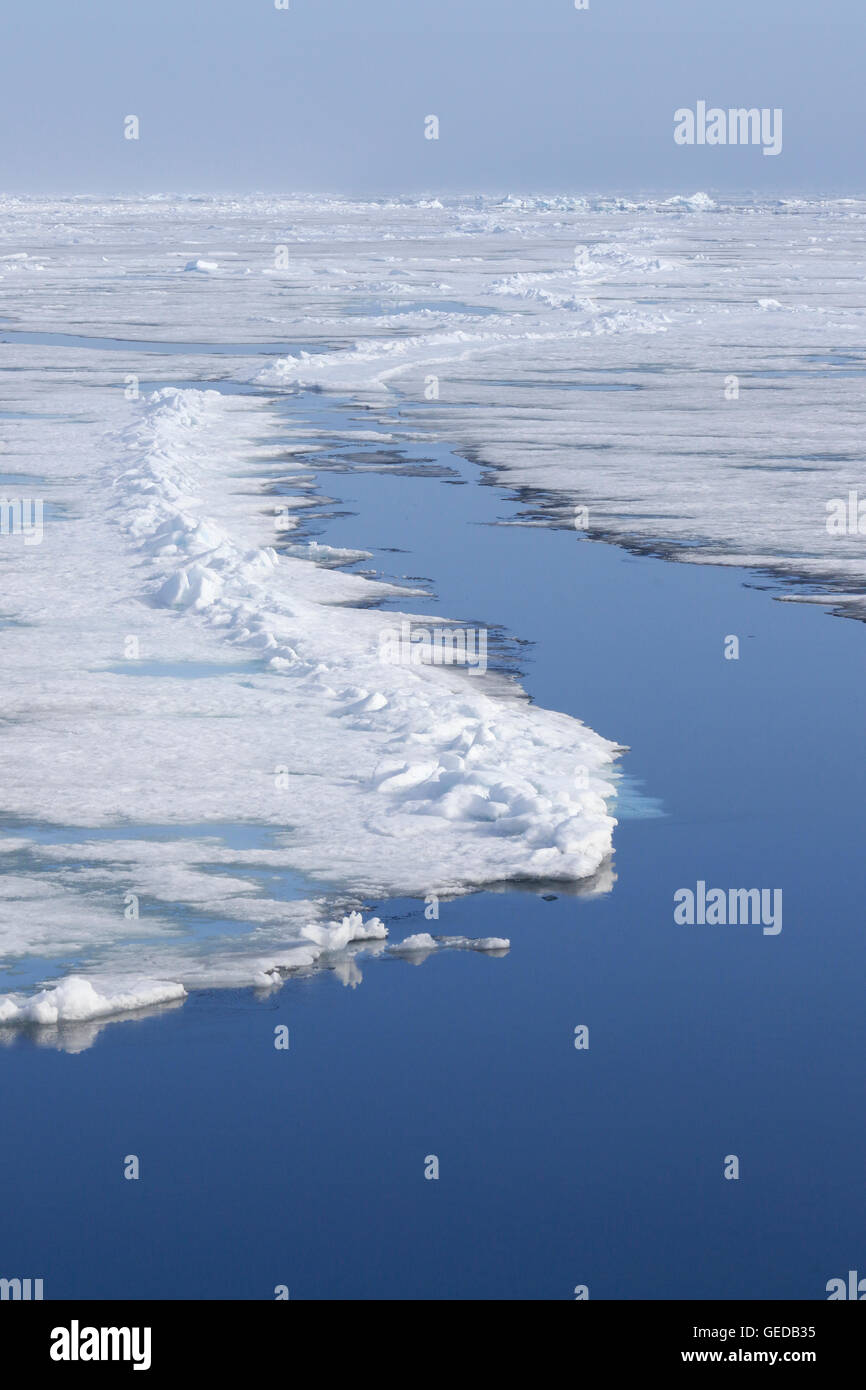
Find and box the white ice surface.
[0,196,638,1020]
[0,975,187,1025]
[5,189,860,1025]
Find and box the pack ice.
[6,188,859,1027]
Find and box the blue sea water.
[1,393,865,1300]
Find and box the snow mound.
[0,976,186,1026]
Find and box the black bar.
[2,1300,862,1374]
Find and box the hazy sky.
[2,0,864,194]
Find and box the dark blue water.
[1,394,865,1300]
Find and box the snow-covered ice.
[2,189,862,1025]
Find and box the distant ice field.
[1,190,863,1025]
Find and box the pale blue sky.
[2,0,864,193]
